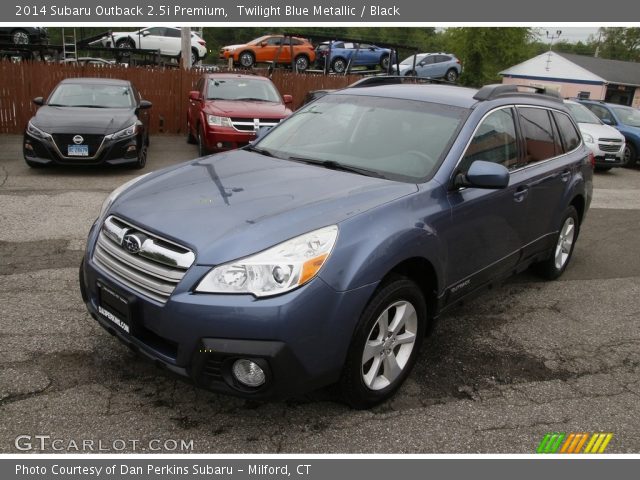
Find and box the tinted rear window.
[518,107,557,164]
[553,112,581,152]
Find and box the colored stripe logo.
[537,433,613,453]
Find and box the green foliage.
[597,28,640,61]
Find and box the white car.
[565,99,626,170]
[95,27,207,64]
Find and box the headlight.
[196,225,339,297]
[106,123,138,140]
[26,121,51,140]
[583,133,594,144]
[207,115,233,127]
[98,173,150,221]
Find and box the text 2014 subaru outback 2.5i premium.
[80,82,593,408]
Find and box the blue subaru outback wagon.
[80,80,593,408]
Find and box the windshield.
[566,103,602,125]
[611,106,640,127]
[207,78,282,102]
[249,35,270,45]
[48,83,134,108]
[255,93,467,182]
[400,54,427,65]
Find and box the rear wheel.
[534,206,579,280]
[339,276,426,409]
[445,68,459,82]
[623,144,636,167]
[116,38,135,49]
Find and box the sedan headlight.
[196,225,339,297]
[583,133,594,144]
[106,123,138,140]
[26,121,51,140]
[98,173,150,221]
[207,115,233,127]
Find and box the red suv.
[187,74,292,155]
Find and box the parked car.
[393,53,462,82]
[93,27,207,64]
[578,99,640,167]
[80,82,592,408]
[564,100,625,171]
[24,78,151,169]
[0,27,47,45]
[315,41,395,73]
[219,35,315,71]
[187,73,292,155]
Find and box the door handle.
[560,170,571,182]
[513,186,529,203]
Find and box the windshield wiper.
[245,145,277,158]
[286,157,387,179]
[236,97,272,102]
[71,105,108,108]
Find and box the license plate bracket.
[68,144,89,157]
[97,282,135,334]
[604,154,617,162]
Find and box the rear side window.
[553,112,581,152]
[518,107,557,164]
[460,108,519,171]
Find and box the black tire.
[238,51,255,68]
[12,29,30,45]
[623,143,636,168]
[445,68,459,82]
[131,139,148,169]
[331,57,347,74]
[534,205,580,280]
[115,38,135,50]
[186,119,196,144]
[197,124,208,156]
[294,54,310,72]
[191,49,198,66]
[339,276,426,409]
[379,54,390,70]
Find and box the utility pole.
[181,27,191,69]
[545,30,562,71]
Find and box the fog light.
[126,145,137,152]
[216,142,223,148]
[24,143,33,151]
[232,359,265,387]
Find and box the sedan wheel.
[380,55,390,70]
[239,51,255,68]
[340,276,426,409]
[133,141,148,169]
[12,30,29,45]
[331,58,347,74]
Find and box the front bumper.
[585,141,625,167]
[80,226,377,399]
[202,125,255,152]
[23,132,142,166]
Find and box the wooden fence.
[0,61,361,135]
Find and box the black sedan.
[0,27,47,45]
[24,78,151,169]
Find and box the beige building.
[501,51,640,109]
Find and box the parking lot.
[1,133,640,453]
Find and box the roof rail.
[348,75,458,88]
[473,84,562,102]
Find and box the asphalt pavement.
[1,134,639,453]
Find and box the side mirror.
[602,117,615,126]
[189,91,201,101]
[260,41,268,47]
[141,31,150,37]
[282,94,293,105]
[454,160,510,190]
[139,100,152,109]
[32,97,44,106]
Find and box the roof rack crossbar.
[348,74,458,88]
[473,84,562,102]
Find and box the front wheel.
[12,29,30,45]
[131,138,148,169]
[238,51,255,68]
[623,144,636,168]
[197,124,208,157]
[379,54,390,70]
[534,205,579,280]
[339,276,426,409]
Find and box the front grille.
[599,144,622,153]
[52,133,104,158]
[229,117,280,132]
[598,138,623,143]
[92,216,195,304]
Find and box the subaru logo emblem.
[73,135,84,145]
[122,234,142,254]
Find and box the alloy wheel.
[554,217,576,270]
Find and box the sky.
[535,27,600,43]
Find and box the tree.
[596,28,640,61]
[442,28,536,87]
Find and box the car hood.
[205,100,290,118]
[222,44,245,51]
[111,150,417,265]
[32,107,135,134]
[578,122,625,141]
